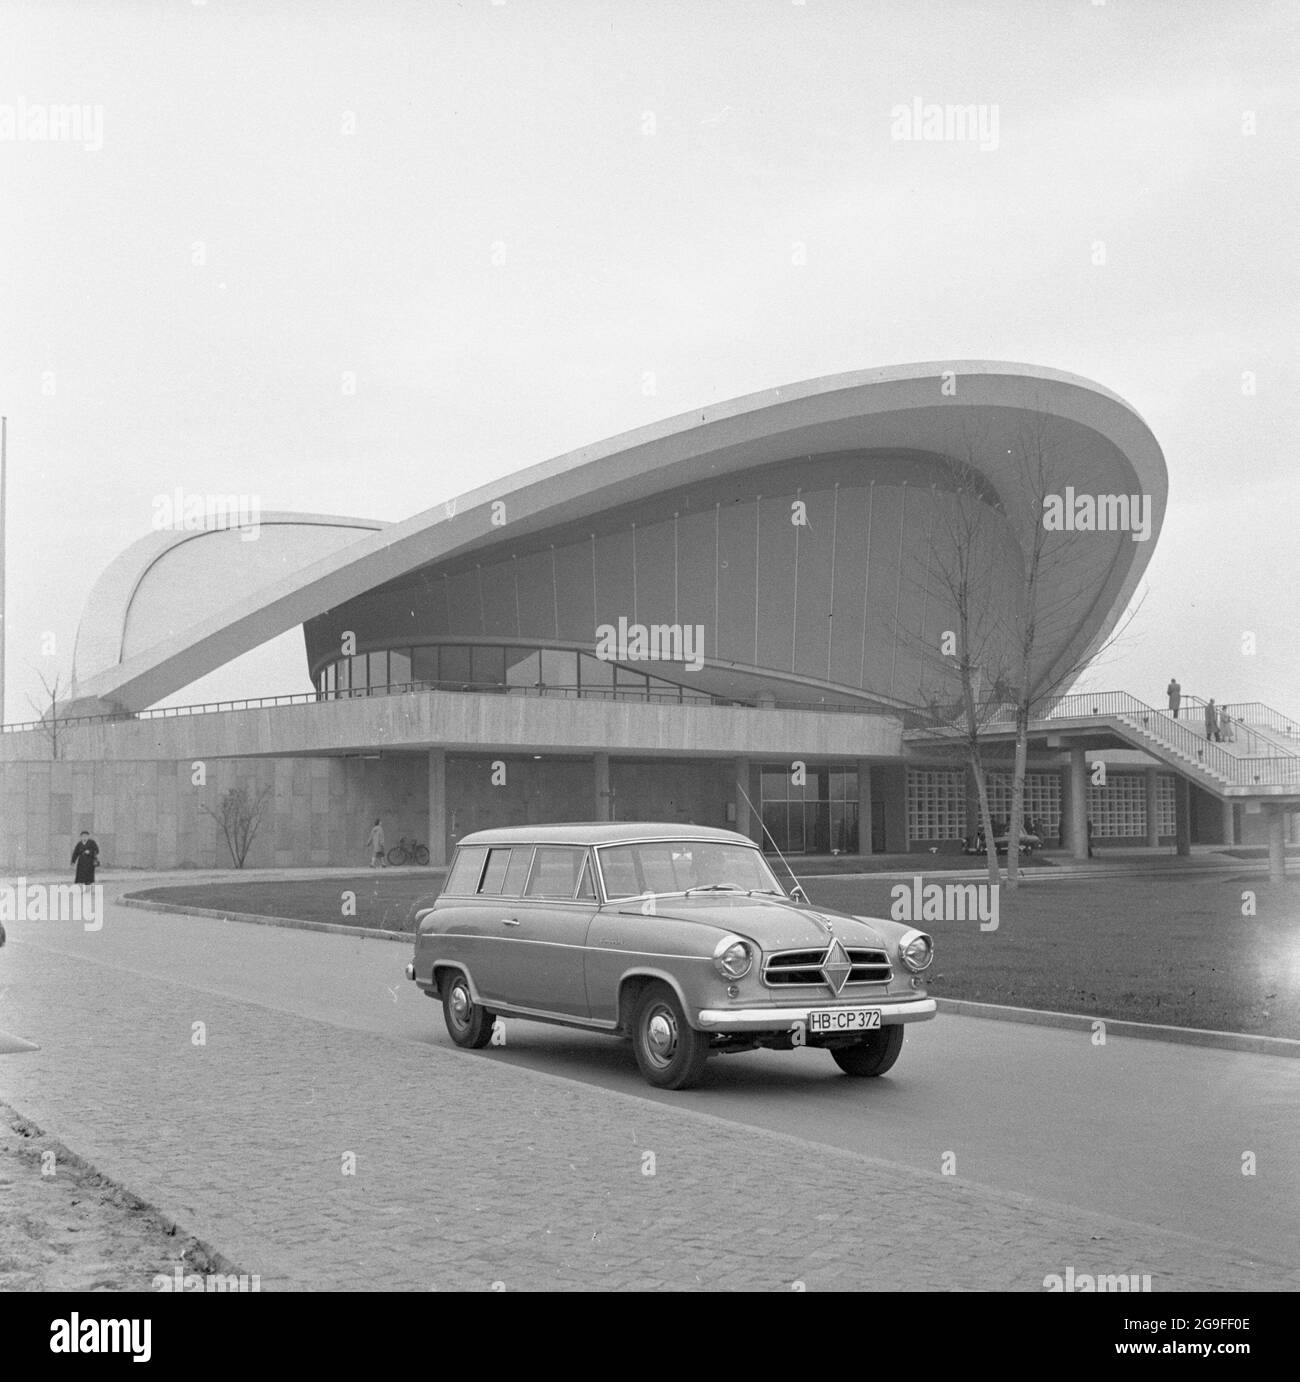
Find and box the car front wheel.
[830,1025,904,1077]
[631,983,710,1090]
[442,971,495,1049]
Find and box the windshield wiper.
[684,883,746,894]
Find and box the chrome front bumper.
[696,997,937,1031]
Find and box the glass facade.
[906,768,1175,842]
[1087,774,1176,837]
[908,769,1066,842]
[906,769,967,841]
[986,772,1062,838]
[314,643,717,705]
[759,765,859,854]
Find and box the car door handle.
[501,918,520,927]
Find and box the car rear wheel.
[442,971,495,1049]
[631,983,710,1090]
[830,1025,904,1077]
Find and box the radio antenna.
[735,780,808,902]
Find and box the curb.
[805,860,1281,884]
[121,893,1300,1058]
[1,1100,253,1282]
[935,997,1300,1058]
[121,895,411,943]
[0,1028,40,1054]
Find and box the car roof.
[456,822,759,848]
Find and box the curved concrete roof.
[69,513,386,704]
[66,362,1167,714]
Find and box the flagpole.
[0,415,6,727]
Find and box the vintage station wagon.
[405,823,936,1089]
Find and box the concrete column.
[856,760,873,856]
[593,751,611,822]
[1144,768,1160,848]
[1221,797,1235,848]
[734,757,752,841]
[1067,744,1088,860]
[1174,776,1191,857]
[427,748,447,866]
[1267,806,1287,884]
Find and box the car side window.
[502,847,533,896]
[443,845,487,895]
[575,854,597,901]
[478,847,512,894]
[525,846,589,899]
[597,848,640,899]
[639,845,685,893]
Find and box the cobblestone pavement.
[0,910,1295,1291]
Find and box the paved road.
[1,893,1296,1290]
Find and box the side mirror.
[790,884,809,905]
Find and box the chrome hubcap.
[645,1008,677,1066]
[450,986,470,1023]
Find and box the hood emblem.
[820,939,854,995]
[795,906,835,939]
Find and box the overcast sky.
[2,0,1297,723]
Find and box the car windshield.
[596,840,788,901]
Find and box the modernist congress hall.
[9,360,1286,873]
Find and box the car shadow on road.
[423,1023,921,1102]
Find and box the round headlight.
[713,936,753,979]
[899,929,934,973]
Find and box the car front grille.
[762,948,893,987]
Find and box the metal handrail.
[911,689,1300,786]
[1223,722,1300,758]
[1232,758,1300,785]
[8,681,1299,788]
[1221,701,1300,737]
[0,677,897,735]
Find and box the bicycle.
[387,836,431,866]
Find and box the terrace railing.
[1220,701,1300,737]
[0,677,894,736]
[7,678,1299,787]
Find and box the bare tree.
[898,448,1016,885]
[898,410,1147,889]
[27,667,66,760]
[201,785,273,868]
[988,407,1147,889]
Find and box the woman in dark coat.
[71,830,99,884]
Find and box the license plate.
[807,1008,882,1033]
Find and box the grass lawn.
[808,873,1300,1040]
[126,868,1300,1040]
[128,874,446,935]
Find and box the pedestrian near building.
[1220,710,1234,743]
[366,818,387,868]
[1086,817,1094,859]
[1205,699,1219,742]
[71,829,100,885]
[1166,678,1181,718]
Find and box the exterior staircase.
[935,691,1300,798]
[1220,700,1300,756]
